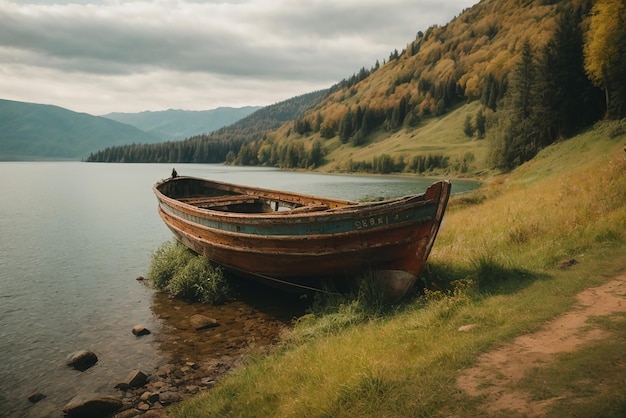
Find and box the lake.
[0,162,478,417]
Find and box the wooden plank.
[285,204,329,214]
[180,195,254,207]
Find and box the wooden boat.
[153,176,451,299]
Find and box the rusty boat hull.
[153,176,451,299]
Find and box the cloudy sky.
[0,0,477,115]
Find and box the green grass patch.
[148,240,234,304]
[321,102,491,177]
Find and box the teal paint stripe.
[160,202,435,236]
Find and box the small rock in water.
[132,325,151,336]
[63,394,122,418]
[190,314,219,331]
[27,391,46,403]
[66,350,98,371]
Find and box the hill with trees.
[103,106,262,140]
[87,0,626,175]
[255,0,622,174]
[0,99,163,161]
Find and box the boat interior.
[179,195,332,214]
[159,177,359,214]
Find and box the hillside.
[103,106,262,140]
[0,99,163,161]
[261,0,606,175]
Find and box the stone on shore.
[115,370,149,390]
[62,394,122,418]
[66,350,98,371]
[190,314,219,331]
[158,391,182,405]
[132,325,151,336]
[139,391,160,404]
[115,409,141,418]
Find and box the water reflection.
[150,280,306,365]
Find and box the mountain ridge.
[0,99,164,161]
[103,106,262,140]
[0,99,261,160]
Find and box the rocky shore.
[113,353,241,417]
[54,348,242,418]
[54,285,303,418]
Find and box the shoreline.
[113,287,303,417]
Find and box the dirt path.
[457,274,626,416]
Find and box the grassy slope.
[168,121,626,417]
[318,101,492,177]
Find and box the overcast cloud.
[0,0,477,115]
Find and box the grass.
[165,119,626,417]
[320,101,491,177]
[148,240,235,304]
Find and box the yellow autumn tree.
[583,0,626,117]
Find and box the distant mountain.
[102,106,262,140]
[0,99,164,161]
[85,90,329,163]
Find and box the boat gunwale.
[153,176,438,223]
[157,176,357,205]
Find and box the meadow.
[165,119,626,417]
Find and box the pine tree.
[463,116,474,137]
[490,40,540,170]
[475,109,486,138]
[512,40,535,120]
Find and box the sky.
[0,0,478,115]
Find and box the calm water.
[0,162,478,417]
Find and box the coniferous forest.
[86,0,626,173]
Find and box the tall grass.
[282,271,396,346]
[148,240,234,304]
[166,123,626,417]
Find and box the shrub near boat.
[148,240,234,304]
